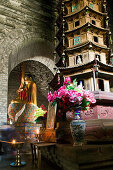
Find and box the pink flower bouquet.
[48,77,96,120]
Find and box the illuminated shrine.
[8,63,39,139]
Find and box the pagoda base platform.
[41,144,113,170]
[85,119,113,143]
[81,91,113,142]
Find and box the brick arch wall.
[0,0,56,123]
[8,33,56,75]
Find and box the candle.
[12,139,16,144]
[36,128,40,134]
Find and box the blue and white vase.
[70,110,86,146]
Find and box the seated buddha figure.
[14,75,37,106]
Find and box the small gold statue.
[24,76,37,106]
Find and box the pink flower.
[53,91,57,100]
[57,89,68,99]
[57,85,66,93]
[69,96,77,103]
[48,91,53,102]
[82,90,96,103]
[63,77,71,85]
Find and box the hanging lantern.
[62,52,65,65]
[57,69,60,85]
[109,32,112,44]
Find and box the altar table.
[30,142,56,168]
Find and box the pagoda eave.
[58,61,94,76]
[59,70,113,80]
[65,22,109,34]
[64,6,107,19]
[98,62,113,72]
[66,41,110,52]
[98,72,113,80]
[88,6,107,16]
[64,6,86,18]
[61,71,93,79]
[58,60,113,75]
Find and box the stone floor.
[1,152,113,170]
[0,152,61,170]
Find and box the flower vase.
[70,110,86,146]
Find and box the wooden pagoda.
[50,0,113,143]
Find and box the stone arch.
[8,35,56,75]
[0,29,56,75]
[0,29,56,123]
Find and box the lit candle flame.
[12,139,16,144]
[36,129,40,134]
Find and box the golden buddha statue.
[12,63,37,106]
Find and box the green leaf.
[73,79,77,87]
[52,101,57,106]
[66,84,74,91]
